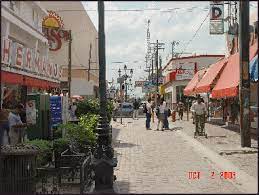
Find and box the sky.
[82,1,258,98]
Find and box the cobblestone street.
[112,117,258,194]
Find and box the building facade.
[1,1,60,108]
[162,55,224,109]
[40,1,99,98]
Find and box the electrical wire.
[179,12,210,57]
[52,6,210,13]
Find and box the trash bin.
[0,144,39,193]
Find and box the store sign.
[175,62,195,80]
[1,37,60,81]
[135,81,145,87]
[42,11,70,51]
[209,1,224,34]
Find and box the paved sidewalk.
[169,115,258,178]
[111,118,258,194]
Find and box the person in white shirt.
[156,99,166,131]
[192,97,207,133]
[8,104,28,145]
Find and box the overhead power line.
[52,6,210,13]
[179,12,210,57]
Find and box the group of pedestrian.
[144,98,171,131]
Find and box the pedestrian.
[163,102,170,130]
[0,109,10,146]
[156,98,166,131]
[190,100,197,124]
[177,101,184,120]
[145,98,152,130]
[151,99,155,123]
[133,99,139,120]
[192,97,207,134]
[8,103,28,145]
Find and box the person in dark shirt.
[133,99,140,119]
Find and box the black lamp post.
[120,65,133,102]
[92,1,117,192]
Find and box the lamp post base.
[92,116,117,191]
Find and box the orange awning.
[195,58,228,93]
[183,68,207,96]
[211,42,258,98]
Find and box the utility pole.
[88,43,92,81]
[239,0,251,147]
[171,41,179,58]
[151,40,165,107]
[68,30,72,98]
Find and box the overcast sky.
[82,1,258,98]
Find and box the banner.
[175,62,195,80]
[1,37,60,82]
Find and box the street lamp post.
[92,1,117,191]
[118,65,133,103]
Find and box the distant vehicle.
[120,102,134,117]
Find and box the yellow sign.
[42,11,64,28]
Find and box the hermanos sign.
[1,37,61,81]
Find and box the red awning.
[1,71,23,85]
[1,71,60,89]
[211,42,258,98]
[183,68,207,96]
[195,57,227,93]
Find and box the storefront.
[1,37,61,109]
[183,42,258,126]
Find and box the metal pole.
[156,40,159,105]
[187,98,189,121]
[125,82,127,102]
[239,0,251,147]
[0,60,2,109]
[93,1,117,191]
[68,30,72,98]
[88,43,92,81]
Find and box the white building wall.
[40,1,99,82]
[71,79,94,96]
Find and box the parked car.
[120,102,134,117]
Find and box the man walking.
[133,99,139,120]
[156,99,166,131]
[192,97,207,134]
[177,101,184,120]
[145,98,152,130]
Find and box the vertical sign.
[210,1,224,34]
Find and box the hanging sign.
[135,81,145,87]
[209,1,224,34]
[1,37,60,82]
[42,11,70,51]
